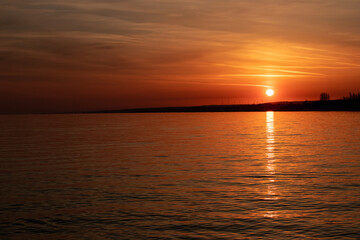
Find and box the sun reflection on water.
[266,111,275,174]
[264,111,278,218]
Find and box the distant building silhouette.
[320,93,330,101]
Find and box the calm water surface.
[0,112,359,239]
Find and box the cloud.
[0,0,360,112]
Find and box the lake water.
[0,112,359,239]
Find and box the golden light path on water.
[265,111,278,218]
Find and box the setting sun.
[266,89,274,97]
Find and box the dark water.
[0,112,359,239]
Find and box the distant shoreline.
[86,99,360,114]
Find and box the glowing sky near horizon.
[1,0,360,113]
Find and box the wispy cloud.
[218,74,315,78]
[0,0,360,112]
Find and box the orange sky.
[1,0,360,113]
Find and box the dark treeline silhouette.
[86,92,360,113]
[344,92,360,101]
[320,92,330,101]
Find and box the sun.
[266,89,274,96]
